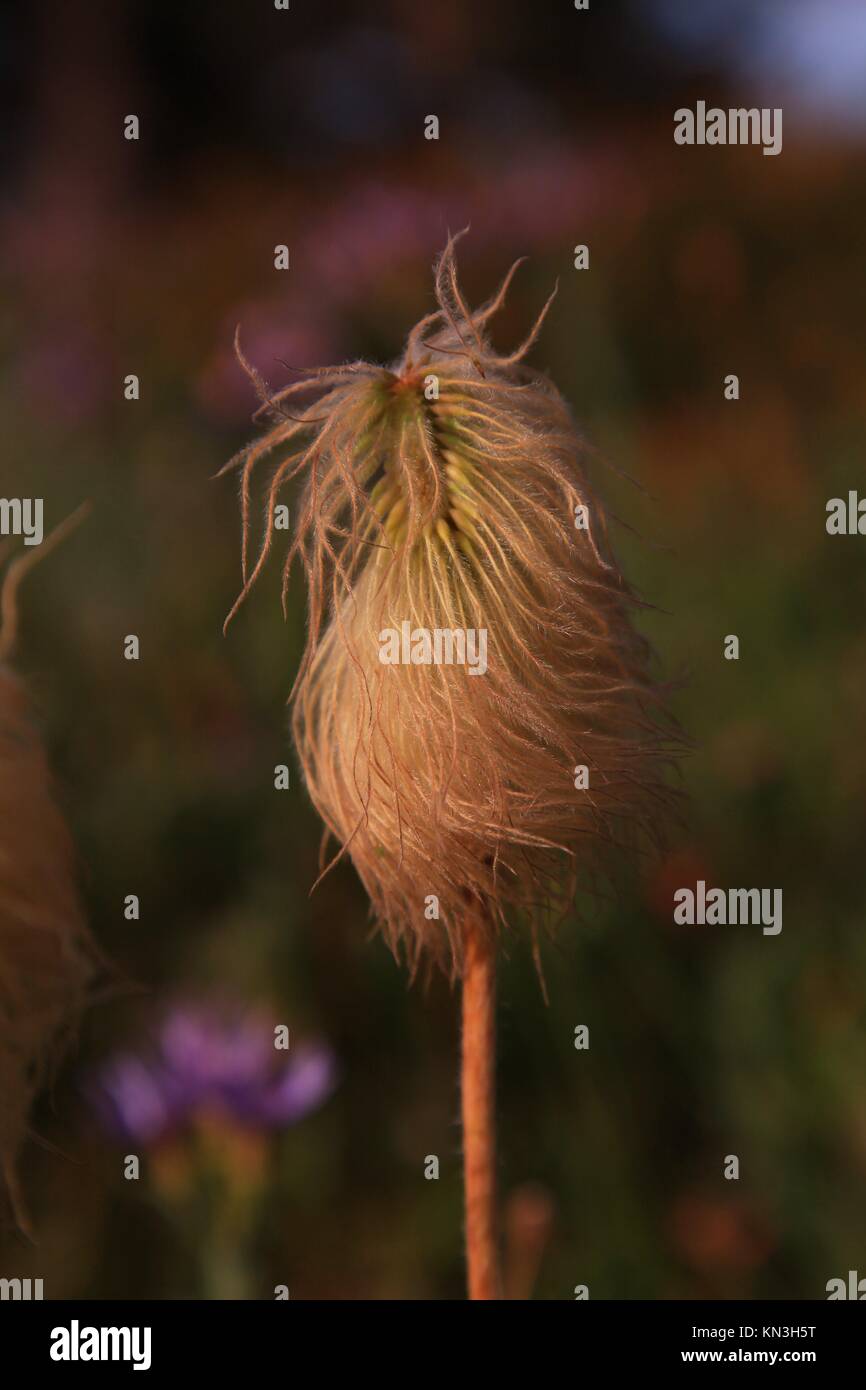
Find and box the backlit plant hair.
[0,505,96,1230]
[222,234,682,1297]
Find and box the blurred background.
[1,0,865,1299]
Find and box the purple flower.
[90,1006,336,1145]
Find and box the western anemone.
[222,235,682,1296]
[0,506,96,1229]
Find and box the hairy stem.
[461,916,499,1299]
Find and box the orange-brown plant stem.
[461,917,499,1299]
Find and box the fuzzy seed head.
[226,235,683,977]
[0,667,94,1222]
[0,508,96,1223]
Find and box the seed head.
[0,509,96,1225]
[225,234,682,976]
